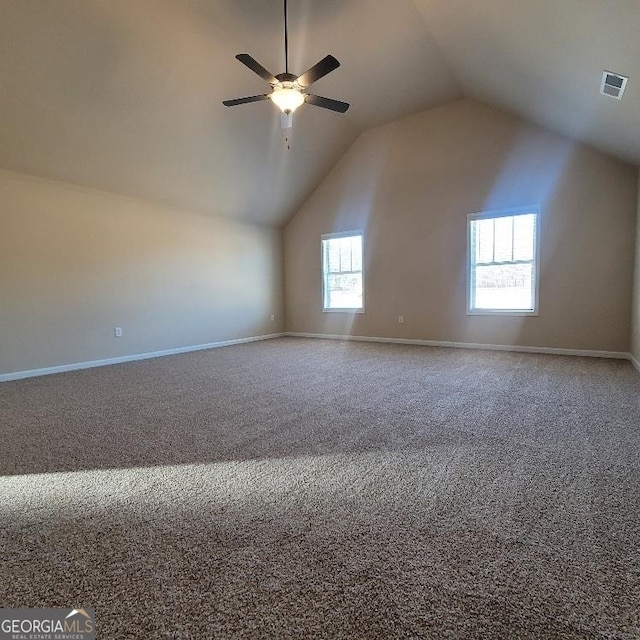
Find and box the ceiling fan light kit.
[223,0,349,126]
[270,84,305,113]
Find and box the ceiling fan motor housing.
[275,73,298,84]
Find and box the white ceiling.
[0,1,637,226]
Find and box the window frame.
[321,230,365,313]
[466,206,541,317]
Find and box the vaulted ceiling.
[0,0,638,226]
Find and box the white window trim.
[466,205,541,317]
[321,230,365,313]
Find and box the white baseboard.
[286,332,631,361]
[3,332,635,383]
[0,333,285,383]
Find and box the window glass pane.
[339,238,353,272]
[513,214,535,261]
[473,263,534,310]
[493,216,513,262]
[326,273,363,309]
[474,218,494,263]
[325,241,340,272]
[350,236,362,271]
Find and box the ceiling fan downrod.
[284,0,289,74]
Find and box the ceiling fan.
[222,0,350,125]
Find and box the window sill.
[323,308,365,314]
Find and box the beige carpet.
[1,337,639,638]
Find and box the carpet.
[1,337,639,638]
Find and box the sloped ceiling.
[414,0,640,168]
[0,1,637,227]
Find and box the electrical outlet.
[398,315,404,324]
[114,327,123,338]
[270,314,275,322]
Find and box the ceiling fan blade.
[223,94,270,107]
[235,54,278,84]
[305,94,350,113]
[297,55,340,87]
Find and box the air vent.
[600,71,628,100]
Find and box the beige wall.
[632,169,640,364]
[284,99,637,352]
[0,170,283,375]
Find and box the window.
[322,231,364,312]
[468,207,540,315]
